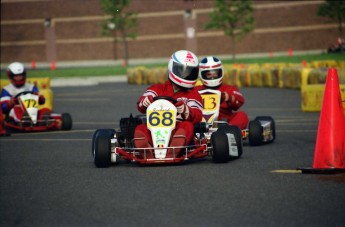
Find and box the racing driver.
[1,62,49,123]
[195,56,249,130]
[134,50,203,158]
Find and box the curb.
[51,75,127,87]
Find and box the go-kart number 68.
[147,110,176,127]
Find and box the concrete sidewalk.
[51,75,127,87]
[1,49,324,70]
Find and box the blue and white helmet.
[168,50,199,89]
[199,56,223,88]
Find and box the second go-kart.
[198,89,275,146]
[4,91,72,132]
[92,96,243,168]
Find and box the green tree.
[317,0,345,38]
[205,0,255,60]
[100,0,137,66]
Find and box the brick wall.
[0,0,337,64]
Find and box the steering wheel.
[14,91,35,98]
[153,96,177,104]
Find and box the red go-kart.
[4,91,72,132]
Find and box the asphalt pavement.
[1,81,344,227]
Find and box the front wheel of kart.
[218,124,243,159]
[211,125,243,163]
[93,129,113,168]
[61,113,72,130]
[92,129,115,157]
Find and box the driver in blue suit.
[0,62,48,122]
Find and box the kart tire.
[92,129,115,157]
[255,116,276,142]
[211,125,242,163]
[92,129,100,157]
[94,129,113,168]
[248,120,263,146]
[217,124,243,159]
[61,113,72,130]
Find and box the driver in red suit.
[195,56,249,130]
[0,62,49,122]
[134,50,203,158]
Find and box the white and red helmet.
[168,50,199,89]
[7,62,27,88]
[199,56,223,88]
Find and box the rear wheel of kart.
[217,124,243,159]
[248,120,263,146]
[94,129,113,168]
[255,116,276,142]
[61,113,72,130]
[211,125,242,163]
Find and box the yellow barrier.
[0,77,53,110]
[301,68,345,112]
[281,66,301,89]
[126,60,345,112]
[223,65,240,87]
[260,66,275,87]
[311,60,338,68]
[153,67,168,84]
[248,65,263,87]
[338,61,345,69]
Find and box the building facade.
[0,0,338,64]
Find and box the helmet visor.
[201,69,222,80]
[172,62,199,81]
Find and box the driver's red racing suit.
[135,80,203,150]
[195,84,249,130]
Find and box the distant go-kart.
[92,96,243,168]
[198,89,276,146]
[4,91,72,132]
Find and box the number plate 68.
[147,110,176,128]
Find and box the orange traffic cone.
[51,61,56,71]
[31,60,36,69]
[299,68,345,174]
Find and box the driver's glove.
[139,95,154,108]
[38,95,45,105]
[221,92,229,102]
[175,101,190,120]
[10,97,18,106]
[221,92,235,104]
